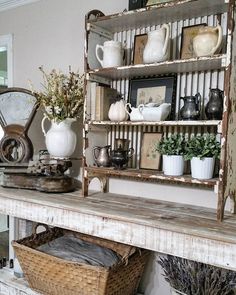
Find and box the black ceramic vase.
[205,88,223,120]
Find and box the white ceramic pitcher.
[41,117,76,158]
[143,24,170,63]
[95,40,123,68]
[193,25,223,57]
[125,103,144,121]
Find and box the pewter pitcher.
[93,145,111,167]
[180,93,201,120]
[205,88,223,120]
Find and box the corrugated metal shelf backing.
[85,167,218,188]
[87,0,227,32]
[86,120,221,126]
[88,55,226,80]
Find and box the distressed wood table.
[0,187,236,272]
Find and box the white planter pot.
[163,155,184,176]
[191,157,215,179]
[41,117,77,158]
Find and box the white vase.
[41,117,76,158]
[163,155,184,176]
[190,157,215,179]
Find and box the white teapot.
[139,103,171,121]
[125,103,144,121]
[95,40,124,68]
[193,25,223,57]
[143,24,170,64]
[108,100,128,122]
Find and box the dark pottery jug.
[205,88,224,120]
[111,147,134,170]
[180,93,201,120]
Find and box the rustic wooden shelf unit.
[83,0,236,222]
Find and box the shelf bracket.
[86,73,111,85]
[217,122,222,134]
[214,181,219,194]
[87,23,113,39]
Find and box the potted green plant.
[185,134,221,179]
[158,255,236,295]
[156,134,185,176]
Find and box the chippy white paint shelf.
[0,268,39,295]
[0,188,236,271]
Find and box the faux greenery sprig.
[158,255,236,295]
[185,134,221,161]
[30,67,84,122]
[156,134,186,156]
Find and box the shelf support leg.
[217,194,226,222]
[99,177,109,193]
[82,173,89,197]
[230,194,236,214]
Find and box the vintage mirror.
[0,88,38,163]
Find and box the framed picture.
[129,75,177,119]
[140,132,162,170]
[129,0,148,10]
[180,24,206,59]
[146,0,173,6]
[133,34,148,65]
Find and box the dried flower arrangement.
[31,67,84,122]
[158,255,236,295]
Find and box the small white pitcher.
[125,103,144,121]
[95,40,123,68]
[41,116,76,158]
[143,24,170,63]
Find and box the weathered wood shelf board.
[89,55,226,80]
[0,188,236,271]
[0,269,38,295]
[88,0,227,32]
[87,120,221,127]
[85,167,218,188]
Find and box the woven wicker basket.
[12,224,149,295]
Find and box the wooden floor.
[0,187,236,270]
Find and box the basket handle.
[121,247,137,265]
[33,223,50,236]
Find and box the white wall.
[0,0,128,156]
[0,1,228,295]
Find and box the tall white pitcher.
[143,24,170,63]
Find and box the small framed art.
[129,0,148,10]
[180,24,206,59]
[129,75,177,119]
[140,132,162,170]
[133,34,148,65]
